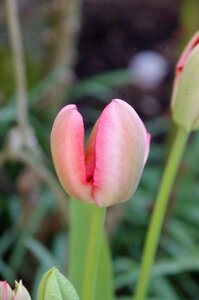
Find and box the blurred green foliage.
[1,60,199,298]
[1,1,199,299]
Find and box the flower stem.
[134,126,189,300]
[82,205,106,300]
[69,200,106,300]
[6,0,29,138]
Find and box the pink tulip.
[51,99,150,207]
[0,281,31,300]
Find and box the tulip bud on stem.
[134,31,199,300]
[134,128,189,300]
[51,99,150,299]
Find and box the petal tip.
[111,98,125,104]
[59,104,77,114]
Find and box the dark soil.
[75,0,181,119]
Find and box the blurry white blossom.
[129,50,169,89]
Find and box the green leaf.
[150,277,180,300]
[26,238,61,269]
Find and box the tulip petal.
[51,105,93,202]
[0,281,13,300]
[172,44,199,131]
[90,99,149,207]
[14,281,31,300]
[85,122,98,183]
[176,31,199,75]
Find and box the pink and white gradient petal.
[51,105,93,203]
[92,99,149,207]
[0,281,14,300]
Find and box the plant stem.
[134,126,189,300]
[5,0,28,137]
[69,200,106,300]
[82,205,106,300]
[44,0,82,107]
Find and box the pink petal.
[85,122,98,183]
[0,281,13,300]
[51,105,93,203]
[91,99,149,207]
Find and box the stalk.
[134,126,189,300]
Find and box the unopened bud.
[0,280,31,300]
[37,268,79,300]
[171,31,199,132]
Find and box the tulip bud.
[13,281,31,300]
[37,268,79,300]
[0,281,31,300]
[51,99,150,207]
[171,31,199,132]
[0,281,14,300]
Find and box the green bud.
[37,268,79,300]
[171,31,199,132]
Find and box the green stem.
[6,0,29,137]
[134,126,189,300]
[69,200,106,300]
[82,205,106,300]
